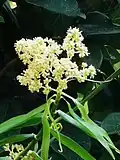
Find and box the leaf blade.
[51,129,96,160]
[0,103,45,135]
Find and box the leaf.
[99,150,120,160]
[77,93,84,102]
[0,103,45,135]
[57,109,119,159]
[41,106,50,160]
[84,11,110,25]
[51,122,91,160]
[50,153,65,160]
[80,24,120,36]
[84,102,89,115]
[0,134,34,146]
[0,0,6,7]
[0,157,9,160]
[103,46,120,65]
[18,0,85,36]
[113,49,120,72]
[118,0,120,4]
[57,110,92,136]
[79,12,120,37]
[51,129,95,160]
[0,16,4,23]
[101,113,120,135]
[25,0,82,17]
[99,151,113,160]
[85,43,103,68]
[17,112,42,128]
[2,1,19,27]
[110,6,120,26]
[43,13,74,36]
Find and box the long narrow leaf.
[0,134,34,146]
[0,103,45,135]
[0,157,9,160]
[57,109,116,159]
[51,129,96,160]
[57,110,94,137]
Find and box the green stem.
[15,67,120,159]
[54,67,120,123]
[51,92,61,113]
[15,129,42,160]
[73,67,120,112]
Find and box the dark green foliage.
[0,0,120,159]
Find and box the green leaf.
[3,1,18,27]
[113,49,120,72]
[19,0,85,36]
[0,103,45,135]
[50,153,65,160]
[84,102,89,115]
[79,12,120,41]
[110,6,120,26]
[77,93,84,102]
[51,122,91,160]
[0,157,9,160]
[41,107,50,160]
[51,129,95,160]
[57,109,119,159]
[0,134,34,146]
[117,0,120,4]
[0,0,6,7]
[85,43,103,68]
[0,16,4,23]
[103,46,120,65]
[80,24,120,36]
[25,0,82,17]
[113,61,120,72]
[101,113,120,135]
[57,110,92,136]
[99,151,113,160]
[99,150,120,160]
[17,112,42,128]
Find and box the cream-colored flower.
[15,27,96,95]
[4,143,24,160]
[88,65,96,78]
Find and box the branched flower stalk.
[13,27,97,159]
[15,27,96,110]
[15,27,96,95]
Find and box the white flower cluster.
[4,143,24,159]
[4,144,35,160]
[15,27,96,94]
[62,27,89,58]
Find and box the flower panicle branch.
[15,27,96,95]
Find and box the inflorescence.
[15,27,96,95]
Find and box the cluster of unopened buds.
[15,27,96,95]
[4,143,24,159]
[4,143,35,160]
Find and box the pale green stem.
[73,67,120,111]
[15,67,120,159]
[54,67,120,122]
[51,92,62,113]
